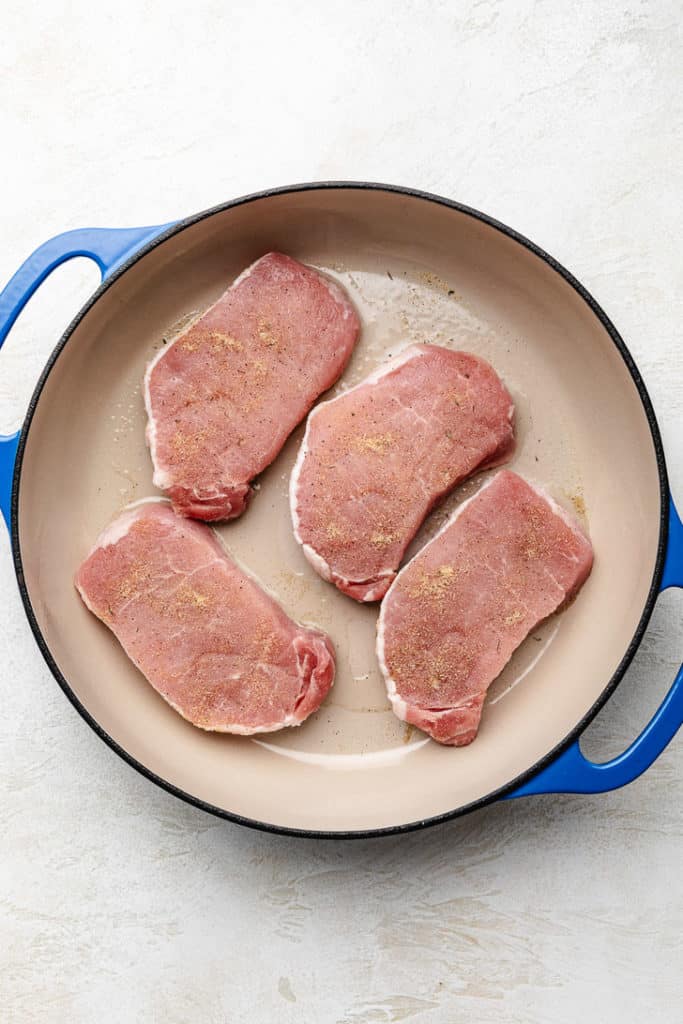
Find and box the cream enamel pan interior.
[14,186,664,835]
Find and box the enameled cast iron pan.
[1,183,681,838]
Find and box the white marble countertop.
[1,2,681,1021]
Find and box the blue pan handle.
[0,224,171,531]
[508,496,683,797]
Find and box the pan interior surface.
[17,188,662,833]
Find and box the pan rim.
[9,180,670,839]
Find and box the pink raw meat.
[75,501,335,734]
[377,470,594,746]
[290,344,515,602]
[144,253,360,521]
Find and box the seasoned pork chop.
[75,501,335,734]
[145,253,360,521]
[290,344,514,601]
[377,471,594,745]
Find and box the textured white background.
[1,2,681,1021]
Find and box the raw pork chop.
[377,470,594,745]
[144,253,360,521]
[75,501,335,734]
[290,344,515,601]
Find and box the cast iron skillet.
[0,183,680,838]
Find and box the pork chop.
[290,344,515,601]
[75,501,335,734]
[144,253,360,521]
[377,470,594,745]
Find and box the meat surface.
[377,470,594,746]
[75,501,335,734]
[290,344,515,602]
[144,253,360,521]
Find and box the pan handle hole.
[0,258,100,434]
[580,587,681,764]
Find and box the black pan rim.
[9,180,670,840]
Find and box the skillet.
[0,182,680,837]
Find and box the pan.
[1,183,681,837]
